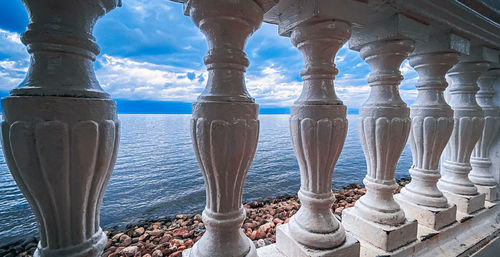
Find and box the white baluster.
[395,33,469,230]
[342,14,425,252]
[275,21,360,257]
[1,1,121,257]
[470,66,500,201]
[438,46,498,214]
[183,1,267,256]
[488,78,500,192]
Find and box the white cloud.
[0,29,29,91]
[96,55,206,101]
[354,62,365,68]
[95,56,304,106]
[127,0,173,22]
[0,60,28,72]
[0,29,26,56]
[248,66,370,109]
[335,54,346,63]
[0,25,418,109]
[5,31,22,45]
[246,66,301,106]
[400,60,417,77]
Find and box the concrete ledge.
[258,201,498,257]
[257,244,283,257]
[341,207,418,252]
[476,185,498,202]
[442,191,485,214]
[183,237,257,257]
[275,224,360,257]
[258,202,499,257]
[472,232,500,257]
[395,194,457,230]
[358,201,499,257]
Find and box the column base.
[182,237,257,257]
[259,202,500,257]
[342,207,417,252]
[33,229,107,257]
[476,184,498,202]
[275,224,360,257]
[394,194,457,230]
[441,191,485,214]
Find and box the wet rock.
[171,250,183,257]
[139,232,149,241]
[148,229,164,237]
[253,227,266,240]
[160,234,173,244]
[111,233,123,242]
[249,201,263,208]
[176,214,188,220]
[273,218,283,224]
[133,227,145,237]
[121,246,138,257]
[173,228,189,238]
[152,249,163,257]
[184,239,194,248]
[151,222,162,230]
[119,235,132,247]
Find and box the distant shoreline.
[115,111,361,114]
[115,99,359,115]
[0,97,360,114]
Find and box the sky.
[0,0,418,112]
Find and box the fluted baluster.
[341,14,425,252]
[345,39,413,224]
[488,80,500,190]
[1,1,121,257]
[438,46,497,214]
[470,66,500,201]
[395,33,469,230]
[275,21,360,257]
[183,1,270,256]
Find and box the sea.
[0,114,413,244]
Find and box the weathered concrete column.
[1,1,121,257]
[438,46,497,214]
[183,1,267,256]
[275,21,360,257]
[470,65,500,201]
[342,14,425,252]
[394,33,470,230]
[489,77,500,192]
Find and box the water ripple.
[0,114,412,243]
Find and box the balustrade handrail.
[1,0,499,257]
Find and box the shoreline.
[1,178,410,257]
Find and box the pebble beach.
[1,178,411,257]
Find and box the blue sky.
[0,0,418,110]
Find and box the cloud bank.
[0,0,418,109]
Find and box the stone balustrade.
[1,0,500,257]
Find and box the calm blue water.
[0,114,412,244]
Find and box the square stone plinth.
[275,224,360,257]
[442,191,485,214]
[341,207,417,252]
[183,237,257,257]
[476,185,498,202]
[394,194,457,230]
